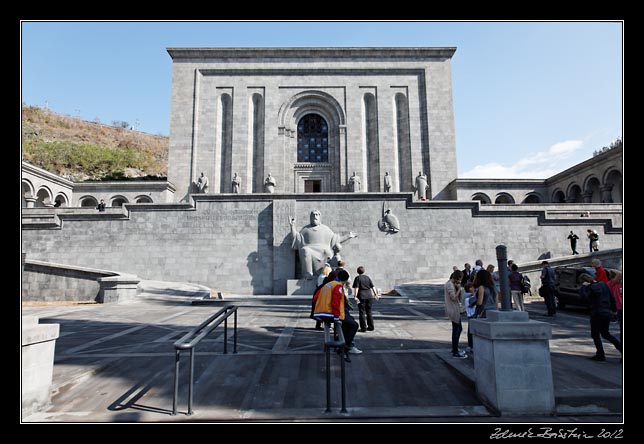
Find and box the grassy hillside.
[22,105,168,181]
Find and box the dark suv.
[553,266,596,309]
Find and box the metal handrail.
[323,320,347,413]
[171,305,238,415]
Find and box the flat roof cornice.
[167,47,456,60]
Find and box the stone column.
[469,310,555,415]
[582,191,593,203]
[22,316,60,419]
[24,197,36,208]
[600,185,614,203]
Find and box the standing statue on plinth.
[289,210,357,279]
[349,171,361,192]
[414,171,429,201]
[232,172,241,194]
[196,172,209,193]
[383,171,392,192]
[264,173,276,193]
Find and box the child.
[464,283,477,354]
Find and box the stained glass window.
[297,114,328,163]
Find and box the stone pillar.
[582,191,593,203]
[24,197,36,208]
[22,316,59,418]
[470,310,555,415]
[600,185,614,203]
[96,274,140,303]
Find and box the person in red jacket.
[592,259,609,283]
[313,269,360,359]
[607,270,623,344]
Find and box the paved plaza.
[22,281,622,423]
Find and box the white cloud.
[461,140,583,179]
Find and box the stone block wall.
[21,194,622,295]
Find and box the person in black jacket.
[579,273,622,361]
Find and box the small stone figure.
[289,210,357,279]
[383,171,392,192]
[414,171,429,201]
[232,172,241,194]
[264,173,276,193]
[378,201,400,234]
[349,171,361,192]
[196,172,209,193]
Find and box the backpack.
[520,275,532,295]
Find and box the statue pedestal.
[286,279,318,295]
[470,310,555,416]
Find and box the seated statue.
[289,210,356,279]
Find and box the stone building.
[448,145,622,205]
[21,161,175,208]
[21,47,622,295]
[167,47,457,201]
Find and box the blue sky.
[21,21,622,178]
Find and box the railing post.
[172,349,180,415]
[325,344,331,413]
[188,348,195,415]
[337,321,347,414]
[496,244,512,311]
[233,309,238,353]
[223,317,228,354]
[172,306,239,416]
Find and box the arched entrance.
[279,91,346,193]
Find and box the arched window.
[472,193,491,204]
[523,194,542,204]
[80,197,98,207]
[552,190,565,203]
[495,193,515,204]
[135,196,153,203]
[297,114,328,163]
[54,193,69,207]
[111,196,128,207]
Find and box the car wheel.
[555,295,566,310]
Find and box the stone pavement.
[22,281,622,423]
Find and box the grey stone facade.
[22,161,175,208]
[167,47,458,201]
[448,145,622,204]
[21,194,622,295]
[22,162,74,208]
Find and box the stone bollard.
[470,310,555,415]
[97,274,140,303]
[22,316,60,418]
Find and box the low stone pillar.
[97,274,140,303]
[470,310,555,416]
[22,316,59,418]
